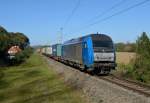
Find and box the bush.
[0,26,30,65]
[10,47,33,65]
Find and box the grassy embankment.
[0,53,85,103]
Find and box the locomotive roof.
[82,34,112,41]
[63,34,112,45]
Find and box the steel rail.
[98,75,150,97]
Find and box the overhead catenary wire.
[88,0,127,23]
[71,0,150,34]
[63,0,81,29]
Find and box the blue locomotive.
[61,34,116,74]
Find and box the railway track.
[45,55,150,97]
[98,75,150,97]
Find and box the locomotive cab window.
[84,42,87,48]
[93,41,113,49]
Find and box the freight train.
[41,33,116,74]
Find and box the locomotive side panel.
[62,42,83,64]
[82,36,94,68]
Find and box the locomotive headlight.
[109,57,112,59]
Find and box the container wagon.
[45,46,52,57]
[52,44,62,61]
[41,47,46,54]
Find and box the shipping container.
[52,44,62,57]
[45,46,52,55]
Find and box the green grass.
[0,53,85,103]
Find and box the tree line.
[0,26,33,65]
[115,42,136,52]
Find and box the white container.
[45,46,52,55]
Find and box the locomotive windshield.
[93,41,113,49]
[90,34,114,52]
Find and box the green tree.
[134,32,150,82]
[0,26,9,54]
[136,32,150,57]
[115,42,136,52]
[8,32,30,49]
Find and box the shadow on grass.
[0,72,9,90]
[5,69,43,83]
[0,72,4,79]
[0,75,60,103]
[0,80,9,89]
[9,69,28,74]
[10,76,72,103]
[0,72,10,102]
[0,94,6,102]
[19,76,58,90]
[24,70,42,77]
[20,89,68,103]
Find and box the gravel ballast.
[45,57,150,103]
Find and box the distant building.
[8,46,22,59]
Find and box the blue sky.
[0,0,150,45]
